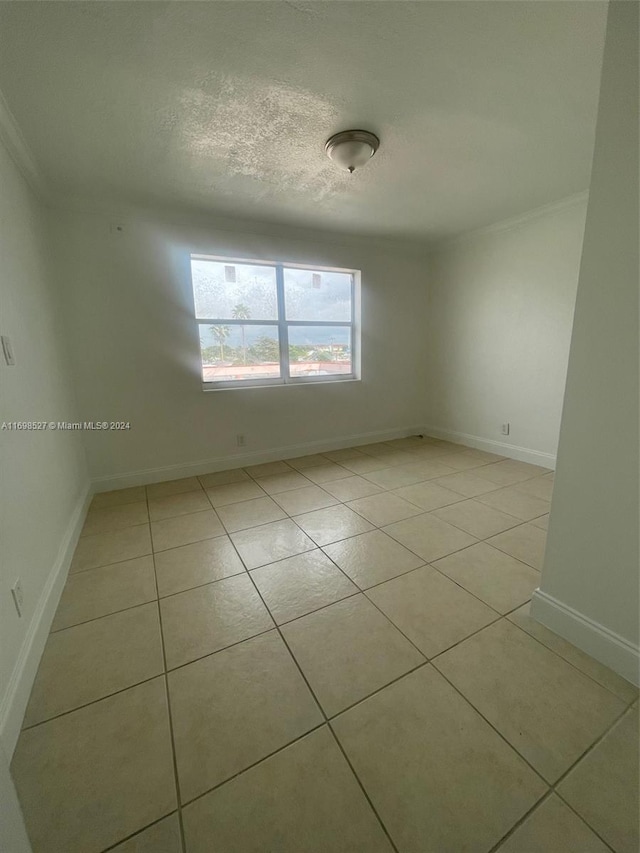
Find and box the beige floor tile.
[385,436,426,450]
[367,566,497,658]
[347,492,423,526]
[323,529,424,589]
[383,513,477,562]
[168,631,322,802]
[332,665,546,853]
[160,574,273,669]
[182,727,393,853]
[146,477,202,499]
[356,441,400,456]
[432,471,503,497]
[301,462,353,484]
[217,496,287,533]
[474,459,550,486]
[151,510,224,552]
[322,447,369,462]
[255,470,312,494]
[367,449,419,467]
[364,465,432,490]
[513,475,554,501]
[148,490,211,522]
[476,485,550,521]
[110,814,182,853]
[70,524,152,573]
[433,543,539,614]
[272,484,339,514]
[463,449,507,463]
[426,438,466,451]
[244,460,292,478]
[404,444,451,461]
[11,677,176,853]
[281,595,424,716]
[91,486,147,509]
[558,707,639,853]
[24,603,164,727]
[322,475,384,501]
[198,468,250,488]
[154,536,245,598]
[433,498,521,538]
[82,501,149,537]
[531,513,549,530]
[488,522,547,569]
[294,504,374,546]
[286,453,330,470]
[435,620,626,782]
[205,480,266,507]
[339,454,390,475]
[251,550,358,623]
[231,519,316,569]
[52,555,157,630]
[392,481,464,511]
[496,794,610,852]
[435,452,487,471]
[508,603,638,703]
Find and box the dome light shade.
[325,129,380,173]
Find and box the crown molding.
[0,88,49,203]
[433,190,590,252]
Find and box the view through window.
[191,256,358,387]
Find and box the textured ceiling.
[0,1,607,240]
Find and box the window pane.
[192,259,277,320]
[288,326,352,378]
[284,268,352,322]
[200,324,280,383]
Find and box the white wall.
[425,196,588,464]
[52,209,430,487]
[0,139,89,755]
[532,0,639,682]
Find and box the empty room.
[0,1,638,852]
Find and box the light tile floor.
[12,436,639,853]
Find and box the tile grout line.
[75,473,633,706]
[175,723,327,811]
[240,559,403,853]
[486,701,635,853]
[151,554,188,853]
[429,650,635,816]
[144,482,188,853]
[98,812,182,853]
[48,593,159,634]
[25,595,630,738]
[501,612,637,705]
[49,443,635,852]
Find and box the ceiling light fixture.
[325,129,380,174]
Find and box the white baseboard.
[0,485,92,759]
[531,588,640,687]
[91,425,425,492]
[422,425,556,469]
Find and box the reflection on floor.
[12,436,639,853]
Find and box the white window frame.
[192,254,361,390]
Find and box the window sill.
[201,376,360,392]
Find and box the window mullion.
[275,264,290,381]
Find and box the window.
[190,255,359,388]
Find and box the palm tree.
[231,303,251,364]
[210,325,230,361]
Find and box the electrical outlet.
[236,434,246,447]
[11,579,24,617]
[501,423,510,436]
